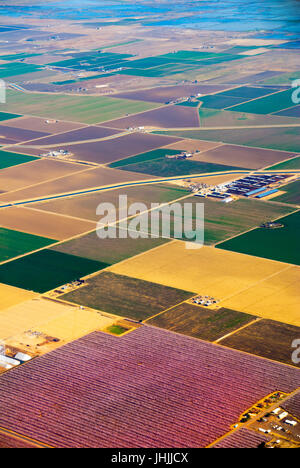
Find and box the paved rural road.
[1,169,299,209]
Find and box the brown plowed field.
[0,116,85,134]
[221,319,300,367]
[191,144,295,169]
[0,124,49,144]
[103,105,200,129]
[113,84,229,103]
[0,159,83,193]
[49,133,180,164]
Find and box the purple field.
[54,133,180,164]
[103,105,200,129]
[113,84,228,103]
[282,391,300,419]
[0,124,49,144]
[0,326,299,448]
[28,125,120,146]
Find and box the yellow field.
[1,297,120,355]
[109,241,300,326]
[0,283,37,311]
[222,266,300,326]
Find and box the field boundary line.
[1,165,95,197]
[219,263,293,307]
[28,130,129,149]
[143,295,198,324]
[223,88,286,110]
[213,207,300,248]
[0,426,53,449]
[214,317,262,343]
[151,132,300,154]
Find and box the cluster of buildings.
[191,173,294,203]
[166,93,202,105]
[166,151,196,160]
[191,295,220,307]
[193,182,235,203]
[224,174,291,199]
[40,149,71,158]
[0,343,32,373]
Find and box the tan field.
[0,166,158,204]
[108,241,300,326]
[0,158,84,193]
[226,38,287,46]
[0,283,37,311]
[165,139,224,153]
[0,116,85,134]
[0,206,95,240]
[240,47,271,56]
[1,297,118,355]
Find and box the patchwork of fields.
[108,242,300,326]
[62,271,194,321]
[0,89,159,124]
[0,13,299,449]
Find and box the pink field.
[0,433,36,448]
[282,391,300,419]
[211,428,270,448]
[0,326,299,448]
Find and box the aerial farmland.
[0,0,299,452]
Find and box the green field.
[201,197,294,245]
[106,324,128,335]
[0,111,21,121]
[275,180,300,205]
[0,62,41,79]
[217,210,300,265]
[61,271,194,321]
[0,228,55,263]
[148,302,254,341]
[147,196,294,245]
[52,228,169,265]
[220,86,275,99]
[198,94,247,109]
[0,150,38,169]
[197,108,299,128]
[154,127,300,152]
[0,53,42,61]
[0,250,107,293]
[265,156,300,170]
[0,89,159,124]
[116,157,244,177]
[48,51,133,71]
[229,88,295,114]
[109,148,181,168]
[176,101,200,107]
